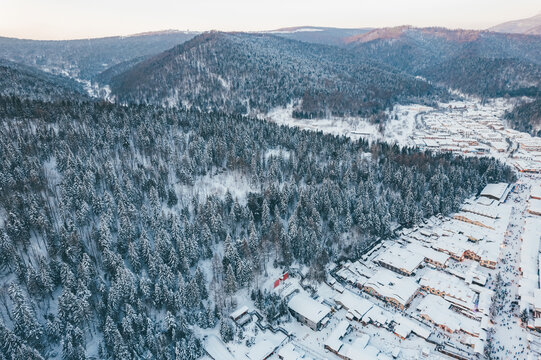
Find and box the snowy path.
[489,182,531,359]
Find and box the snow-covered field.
[266,103,432,147]
[265,104,381,141]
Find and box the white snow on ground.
[176,170,254,205]
[488,176,541,360]
[43,156,62,188]
[204,335,236,360]
[0,207,6,228]
[265,103,432,146]
[384,104,433,146]
[265,104,381,141]
[265,148,291,160]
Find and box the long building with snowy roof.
[420,269,477,311]
[360,269,420,310]
[529,199,541,216]
[416,294,481,337]
[519,217,541,315]
[373,243,424,276]
[334,291,373,321]
[479,182,509,201]
[407,241,450,268]
[532,186,541,200]
[287,293,331,331]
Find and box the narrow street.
[490,180,530,359]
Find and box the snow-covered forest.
[0,95,515,359]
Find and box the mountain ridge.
[107,31,440,119]
[0,58,87,101]
[489,13,541,35]
[0,31,199,80]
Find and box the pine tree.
[219,319,234,343]
[167,188,178,207]
[194,267,208,300]
[0,230,15,269]
[8,283,42,345]
[224,264,237,295]
[261,199,271,234]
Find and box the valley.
[0,7,540,360]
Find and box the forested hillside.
[0,94,514,359]
[349,27,541,70]
[0,31,198,80]
[94,56,149,86]
[349,27,541,96]
[505,98,541,136]
[418,57,541,97]
[0,59,85,101]
[107,32,441,119]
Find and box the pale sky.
[1,0,540,40]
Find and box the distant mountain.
[348,27,541,69]
[346,26,485,45]
[0,58,86,101]
[107,32,440,119]
[489,13,541,35]
[526,24,541,35]
[347,27,541,97]
[0,30,199,80]
[264,26,372,46]
[418,57,541,97]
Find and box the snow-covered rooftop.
[480,183,509,201]
[288,293,331,326]
[416,294,480,336]
[420,269,477,309]
[461,202,500,219]
[362,306,393,327]
[334,291,374,319]
[374,243,424,274]
[204,335,236,360]
[361,269,420,306]
[276,343,310,360]
[407,241,450,265]
[531,186,541,200]
[324,320,350,353]
[230,305,249,320]
[529,199,541,215]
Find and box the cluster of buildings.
[425,183,512,270]
[508,130,541,174]
[409,100,541,173]
[411,102,510,155]
[214,181,523,360]
[327,182,512,358]
[416,294,483,341]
